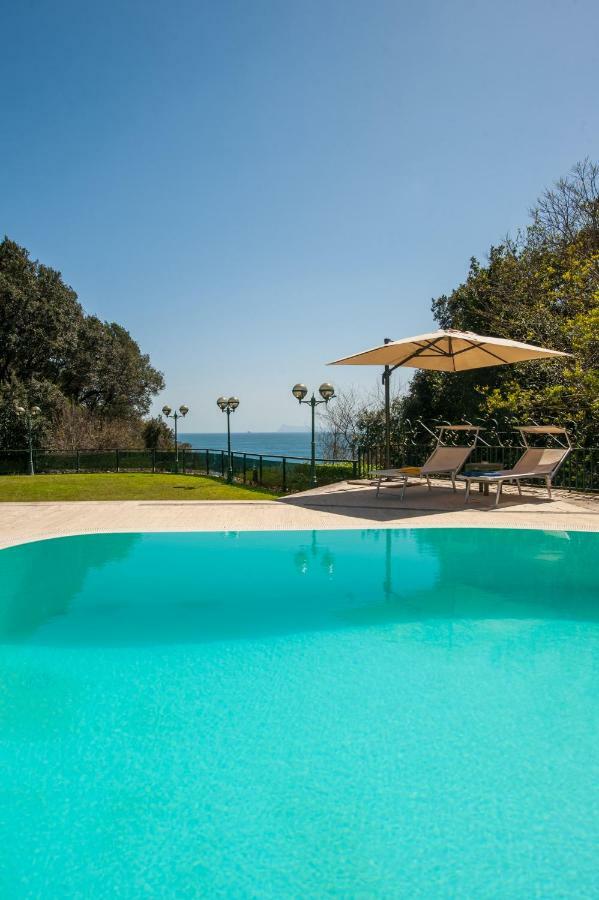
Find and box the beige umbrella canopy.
[329,329,571,372]
[329,328,571,465]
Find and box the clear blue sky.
[1,0,598,431]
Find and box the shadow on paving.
[278,482,568,522]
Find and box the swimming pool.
[0,528,597,897]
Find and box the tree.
[319,387,408,459]
[403,161,599,445]
[0,238,82,387]
[61,316,164,419]
[318,388,374,459]
[320,161,599,455]
[530,158,599,249]
[142,417,175,450]
[0,237,165,448]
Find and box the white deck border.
[0,479,597,549]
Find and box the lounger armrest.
[457,470,513,480]
[371,467,420,477]
[499,470,556,479]
[458,469,556,481]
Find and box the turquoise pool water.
[0,528,597,898]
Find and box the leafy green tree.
[0,237,165,448]
[142,417,175,450]
[402,161,599,446]
[62,316,164,419]
[0,239,82,387]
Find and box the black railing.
[0,448,358,493]
[1,444,596,493]
[356,444,599,493]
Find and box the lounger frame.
[373,425,480,499]
[458,426,571,506]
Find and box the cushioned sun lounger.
[374,425,479,500]
[457,426,571,507]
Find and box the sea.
[179,432,332,459]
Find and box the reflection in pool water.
[1,529,597,646]
[0,528,597,897]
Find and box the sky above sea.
[2,0,598,430]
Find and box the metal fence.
[1,444,596,493]
[0,448,357,494]
[356,444,599,493]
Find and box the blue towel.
[463,470,503,478]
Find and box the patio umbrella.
[329,328,571,465]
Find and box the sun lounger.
[373,425,479,500]
[458,426,571,506]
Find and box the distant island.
[277,424,311,433]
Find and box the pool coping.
[0,479,597,549]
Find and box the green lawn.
[0,473,277,502]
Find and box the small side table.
[465,461,500,496]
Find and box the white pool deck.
[0,479,597,549]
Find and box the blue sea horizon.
[179,431,338,459]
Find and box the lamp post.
[161,404,189,473]
[291,383,335,488]
[217,396,239,483]
[15,404,41,476]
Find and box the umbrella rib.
[390,337,449,367]
[461,339,511,365]
[332,340,442,365]
[419,343,448,356]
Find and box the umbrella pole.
[383,365,391,467]
[383,338,393,468]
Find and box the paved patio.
[0,479,597,549]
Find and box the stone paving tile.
[0,480,597,549]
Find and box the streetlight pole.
[15,404,41,476]
[217,397,239,483]
[291,383,335,488]
[161,404,189,473]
